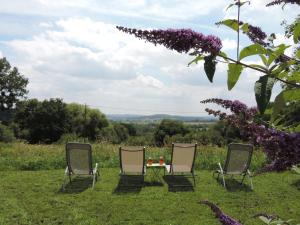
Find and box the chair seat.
[165,165,192,174]
[122,165,144,173]
[73,169,91,175]
[215,169,246,175]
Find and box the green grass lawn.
[1,168,299,225]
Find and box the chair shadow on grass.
[59,177,92,194]
[163,175,194,192]
[215,176,253,192]
[113,175,144,194]
[144,180,164,187]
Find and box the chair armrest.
[93,163,99,174]
[247,169,252,176]
[65,167,69,175]
[165,165,171,173]
[218,162,224,174]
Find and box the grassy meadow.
[0,142,300,225]
[0,142,266,171]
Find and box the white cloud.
[222,39,237,51]
[2,0,298,116]
[4,16,273,115]
[0,0,227,22]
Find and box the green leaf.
[296,48,300,59]
[241,23,249,33]
[267,44,290,66]
[217,19,239,31]
[292,165,300,174]
[259,216,272,224]
[249,64,268,71]
[239,44,267,60]
[254,75,276,114]
[188,55,204,66]
[218,51,229,61]
[272,89,300,122]
[259,55,268,66]
[226,3,235,10]
[227,63,243,90]
[204,55,217,83]
[293,22,300,44]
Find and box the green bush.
[56,133,84,144]
[0,123,15,142]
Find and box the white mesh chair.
[165,143,197,186]
[119,146,145,175]
[63,142,99,190]
[213,143,254,189]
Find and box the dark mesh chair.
[213,143,254,189]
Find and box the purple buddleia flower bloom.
[266,0,300,7]
[200,200,243,225]
[116,26,222,54]
[247,25,267,46]
[201,98,300,171]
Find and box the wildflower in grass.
[116,26,222,55]
[200,200,243,225]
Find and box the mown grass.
[0,142,267,171]
[0,169,299,225]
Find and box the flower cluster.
[247,25,267,46]
[266,0,300,7]
[202,98,300,171]
[116,26,222,55]
[216,20,267,46]
[200,200,243,225]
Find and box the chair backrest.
[224,143,253,174]
[170,143,197,173]
[66,142,93,175]
[119,146,145,174]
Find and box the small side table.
[146,163,166,180]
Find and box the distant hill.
[107,114,216,123]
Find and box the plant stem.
[218,54,300,88]
[237,0,241,61]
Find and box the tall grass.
[0,142,266,171]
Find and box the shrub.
[0,123,15,142]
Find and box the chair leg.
[92,174,96,190]
[248,174,253,190]
[62,175,68,190]
[241,174,246,184]
[192,172,196,187]
[221,173,226,188]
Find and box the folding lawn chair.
[63,142,99,190]
[119,146,146,175]
[165,143,197,186]
[213,143,254,189]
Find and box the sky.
[0,0,299,116]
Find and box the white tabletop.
[146,163,166,167]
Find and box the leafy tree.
[66,103,109,141]
[154,119,189,146]
[121,123,137,136]
[14,98,69,143]
[0,57,28,111]
[113,123,129,143]
[0,122,15,142]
